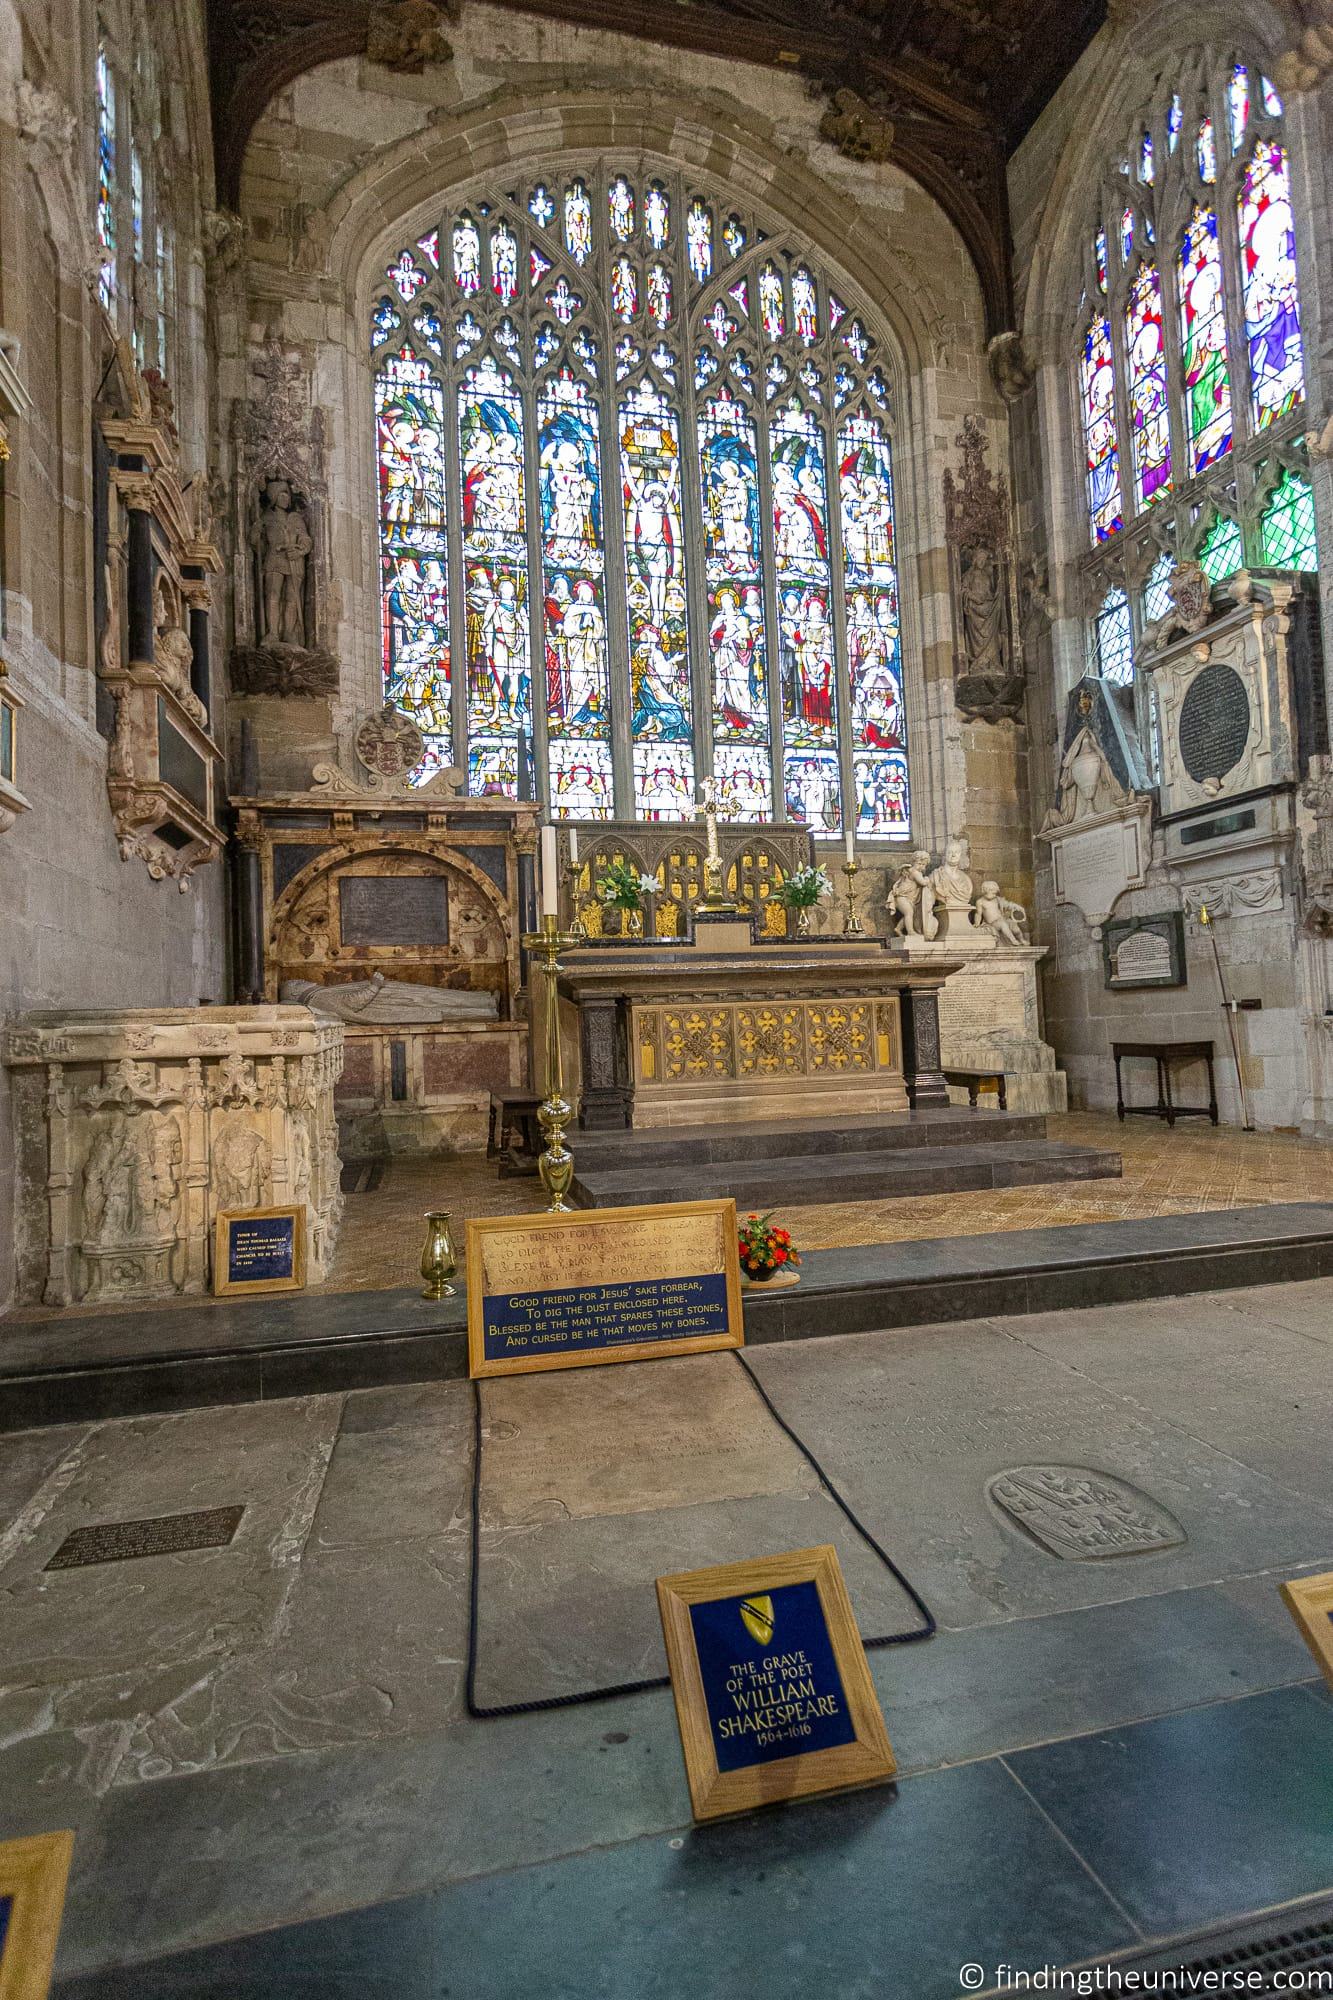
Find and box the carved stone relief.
[818,87,895,163]
[366,0,457,70]
[943,417,1023,723]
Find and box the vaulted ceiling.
[205,0,1107,331]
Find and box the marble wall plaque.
[1178,663,1251,784]
[466,1200,743,1377]
[656,1545,896,1822]
[988,1466,1185,1559]
[339,874,449,947]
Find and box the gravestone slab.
[987,1467,1185,1560]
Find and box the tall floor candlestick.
[521,911,577,1210]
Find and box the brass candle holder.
[563,860,588,945]
[520,911,577,1212]
[420,1209,457,1298]
[841,859,867,937]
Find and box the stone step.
[569,1137,1122,1211]
[573,1105,1048,1170]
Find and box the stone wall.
[0,0,223,1309]
[221,3,1033,942]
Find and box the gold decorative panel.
[560,823,811,940]
[635,996,900,1088]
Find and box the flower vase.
[744,1263,778,1283]
[420,1210,457,1299]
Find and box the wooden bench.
[487,1088,544,1175]
[1113,1040,1218,1126]
[944,1066,1007,1111]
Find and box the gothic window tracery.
[370,166,909,836]
[1072,52,1315,685]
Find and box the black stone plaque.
[45,1505,245,1571]
[157,698,210,814]
[1178,663,1250,784]
[272,842,326,898]
[1101,912,1186,989]
[1179,808,1257,846]
[339,874,449,946]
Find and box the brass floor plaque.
[44,1505,245,1571]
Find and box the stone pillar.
[234,812,265,1002]
[899,983,950,1109]
[183,573,211,715]
[576,995,633,1129]
[126,503,155,663]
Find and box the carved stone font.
[3,1008,344,1306]
[943,417,1022,723]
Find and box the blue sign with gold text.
[689,1579,857,1772]
[482,1271,730,1363]
[226,1214,296,1285]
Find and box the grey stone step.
[574,1105,1048,1170]
[569,1138,1122,1210]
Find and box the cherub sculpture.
[888,850,938,940]
[973,879,1029,947]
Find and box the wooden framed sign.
[0,1831,74,2000]
[466,1199,743,1379]
[656,1544,896,1822]
[213,1205,306,1297]
[1281,1570,1333,1688]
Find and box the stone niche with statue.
[233,707,540,1155]
[886,832,1066,1112]
[3,1007,343,1307]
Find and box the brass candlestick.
[521,911,577,1212]
[563,861,588,945]
[420,1209,457,1298]
[841,859,867,937]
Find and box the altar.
[557,918,958,1130]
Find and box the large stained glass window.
[369,167,909,836]
[1074,51,1311,680]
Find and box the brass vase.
[625,905,643,939]
[420,1209,457,1299]
[793,904,812,939]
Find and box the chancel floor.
[3,1280,1333,1994]
[323,1112,1333,1295]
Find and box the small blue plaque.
[688,1579,857,1773]
[227,1214,295,1284]
[0,1891,12,1961]
[483,1270,730,1363]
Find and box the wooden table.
[487,1088,543,1174]
[1113,1040,1218,1126]
[944,1066,1007,1111]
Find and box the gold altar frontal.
[558,919,959,1130]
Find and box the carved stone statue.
[930,835,974,910]
[280,971,499,1024]
[252,477,312,648]
[987,330,1037,405]
[888,850,937,940]
[973,880,1029,947]
[365,0,455,70]
[959,547,1005,677]
[152,581,206,726]
[1043,724,1132,828]
[819,88,895,164]
[212,1117,272,1210]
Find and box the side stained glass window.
[1178,208,1233,472]
[1093,587,1134,684]
[370,169,911,835]
[1081,314,1122,543]
[1259,468,1317,569]
[1125,264,1172,506]
[95,45,117,314]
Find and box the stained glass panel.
[772,400,837,829]
[1239,140,1304,429]
[633,742,694,819]
[713,743,772,820]
[645,183,670,250]
[460,359,531,797]
[687,200,713,285]
[1261,76,1283,117]
[783,751,841,833]
[1229,65,1250,151]
[759,264,786,340]
[1095,227,1108,293]
[1125,263,1172,508]
[563,181,593,265]
[1093,587,1133,685]
[376,349,450,778]
[1081,313,1122,542]
[700,393,769,808]
[490,224,519,304]
[1259,468,1317,568]
[621,381,694,813]
[839,410,906,836]
[452,218,481,296]
[792,268,818,345]
[1198,512,1244,581]
[608,177,635,242]
[1140,132,1154,183]
[539,370,611,817]
[1143,548,1176,623]
[1179,208,1233,473]
[96,47,117,313]
[647,264,672,329]
[722,214,745,258]
[611,256,637,322]
[1168,94,1182,151]
[1198,116,1217,183]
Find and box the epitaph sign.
[1102,912,1186,990]
[657,1544,896,1821]
[339,874,449,947]
[466,1200,743,1377]
[45,1506,245,1570]
[213,1205,306,1295]
[0,1830,73,2000]
[1280,1570,1333,1690]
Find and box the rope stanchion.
[465,1349,935,1721]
